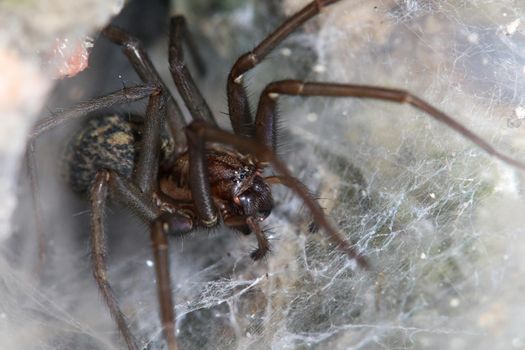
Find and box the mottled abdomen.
[63,115,135,192]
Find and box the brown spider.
[27,0,525,349]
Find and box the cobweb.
[3,0,525,349]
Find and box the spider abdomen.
[63,114,135,193]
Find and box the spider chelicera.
[27,0,525,349]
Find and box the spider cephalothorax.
[160,147,273,224]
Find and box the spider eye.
[232,167,251,184]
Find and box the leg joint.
[200,214,218,228]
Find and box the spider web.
[3,0,525,349]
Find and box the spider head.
[235,175,273,221]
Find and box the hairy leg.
[90,170,139,350]
[30,85,157,139]
[168,15,216,125]
[26,139,45,275]
[184,126,219,227]
[227,0,343,137]
[253,79,525,170]
[246,217,271,261]
[103,26,187,151]
[134,90,165,195]
[150,215,184,350]
[95,171,193,350]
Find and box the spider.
[27,0,525,349]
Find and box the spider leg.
[30,85,157,139]
[134,90,165,195]
[150,215,187,350]
[103,26,187,152]
[185,126,219,227]
[108,171,158,221]
[97,171,192,350]
[246,217,271,261]
[150,226,177,349]
[254,80,525,170]
[90,170,139,350]
[227,0,343,137]
[168,16,216,125]
[185,120,368,268]
[26,139,45,276]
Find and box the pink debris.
[50,36,93,79]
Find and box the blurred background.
[2,0,525,349]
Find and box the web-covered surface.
[3,0,525,349]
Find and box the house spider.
[27,0,525,349]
